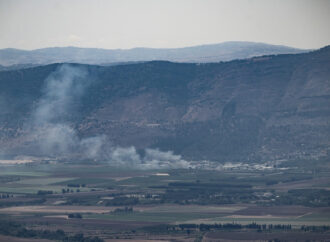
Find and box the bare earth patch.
[0,159,34,165]
[0,205,114,214]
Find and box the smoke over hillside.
[29,65,90,155]
[22,64,190,169]
[0,47,329,164]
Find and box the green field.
[0,162,329,241]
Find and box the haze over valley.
[0,0,330,241]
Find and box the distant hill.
[0,41,309,66]
[0,47,329,163]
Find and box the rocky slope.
[0,47,329,163]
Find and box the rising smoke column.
[26,64,192,169]
[29,64,101,157]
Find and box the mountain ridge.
[0,46,329,163]
[0,41,310,66]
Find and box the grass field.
[15,177,75,185]
[85,211,222,223]
[0,171,49,177]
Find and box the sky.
[0,0,329,50]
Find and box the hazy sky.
[0,0,329,50]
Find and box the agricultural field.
[0,161,329,241]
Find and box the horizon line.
[0,40,317,52]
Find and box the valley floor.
[0,161,329,241]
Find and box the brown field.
[0,205,114,214]
[1,163,329,241]
[0,203,245,215]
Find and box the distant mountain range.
[0,41,309,66]
[0,46,329,163]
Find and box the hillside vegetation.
[0,47,329,163]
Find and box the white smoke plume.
[27,64,106,158]
[110,146,142,166]
[142,148,191,169]
[33,65,88,125]
[110,147,192,169]
[25,64,192,169]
